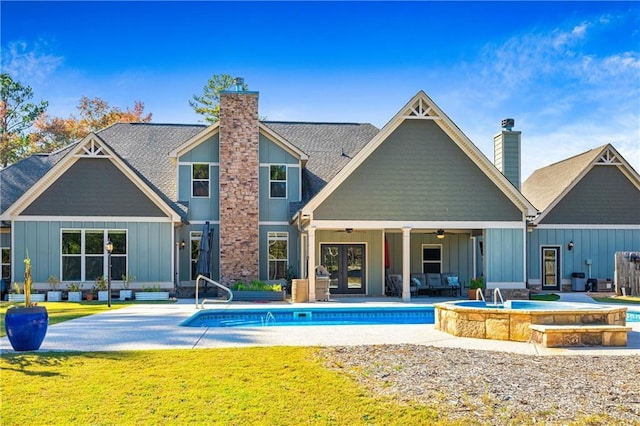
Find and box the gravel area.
[321,345,640,425]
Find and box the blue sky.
[2,1,639,179]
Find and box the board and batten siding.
[528,228,640,282]
[11,221,173,285]
[178,135,220,222]
[21,158,166,217]
[485,228,525,285]
[541,166,640,224]
[313,120,522,221]
[259,135,301,222]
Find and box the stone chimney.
[494,118,521,190]
[218,78,260,285]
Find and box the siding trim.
[311,220,526,229]
[300,91,536,219]
[13,216,173,223]
[536,224,640,230]
[533,145,640,225]
[2,133,181,222]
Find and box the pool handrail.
[494,288,504,306]
[195,275,233,308]
[475,288,485,301]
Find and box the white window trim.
[269,164,287,199]
[268,231,288,279]
[190,231,203,281]
[421,244,443,274]
[191,163,211,198]
[60,229,127,282]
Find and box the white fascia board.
[259,124,309,162]
[309,220,527,230]
[535,224,640,230]
[14,216,175,223]
[168,122,219,158]
[2,133,182,223]
[533,144,640,225]
[301,91,536,217]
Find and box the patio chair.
[410,273,428,296]
[441,273,461,296]
[387,274,403,297]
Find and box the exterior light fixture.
[345,228,353,234]
[180,240,186,250]
[436,229,445,239]
[105,240,113,308]
[568,241,574,251]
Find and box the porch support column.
[308,227,316,303]
[402,227,411,302]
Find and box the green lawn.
[529,293,560,301]
[1,347,445,425]
[591,295,640,305]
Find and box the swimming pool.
[180,306,436,327]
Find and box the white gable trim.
[1,134,182,222]
[300,91,536,218]
[168,122,219,158]
[259,124,309,162]
[533,144,640,225]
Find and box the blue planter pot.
[5,306,48,351]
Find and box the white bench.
[529,324,631,347]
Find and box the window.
[268,232,288,279]
[422,244,442,274]
[1,247,10,281]
[192,163,210,197]
[190,232,202,280]
[61,230,127,281]
[269,165,287,198]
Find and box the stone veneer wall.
[434,303,627,342]
[219,91,260,285]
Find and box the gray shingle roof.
[262,121,379,201]
[96,122,206,202]
[1,144,76,213]
[521,145,605,212]
[2,121,378,221]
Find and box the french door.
[541,246,560,290]
[320,244,366,294]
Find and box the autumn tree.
[0,73,48,167]
[31,96,152,154]
[189,74,248,123]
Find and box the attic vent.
[501,118,515,131]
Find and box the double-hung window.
[269,165,287,198]
[422,244,442,274]
[192,163,210,197]
[268,232,288,279]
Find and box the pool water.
[180,305,639,328]
[180,306,436,327]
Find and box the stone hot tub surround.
[434,300,628,344]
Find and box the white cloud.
[1,40,63,84]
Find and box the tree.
[31,96,152,154]
[189,74,248,124]
[0,73,48,168]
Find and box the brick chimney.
[218,79,260,285]
[494,118,521,190]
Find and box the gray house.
[1,84,638,300]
